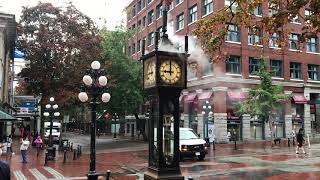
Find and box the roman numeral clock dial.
[160,60,181,84]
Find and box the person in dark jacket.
[0,160,10,180]
[296,128,306,154]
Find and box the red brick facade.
[126,0,320,142]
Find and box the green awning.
[0,110,16,121]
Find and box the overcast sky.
[0,0,131,30]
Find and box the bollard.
[234,139,237,150]
[79,145,82,156]
[292,138,295,146]
[77,145,80,158]
[105,170,111,180]
[71,143,73,150]
[73,149,76,160]
[63,150,67,163]
[288,138,290,147]
[44,152,48,166]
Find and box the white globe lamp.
[83,75,93,86]
[78,92,89,102]
[102,93,111,103]
[98,76,108,86]
[91,61,101,70]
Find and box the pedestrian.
[34,135,43,157]
[0,143,4,156]
[20,135,30,163]
[0,160,10,180]
[296,128,306,154]
[11,124,16,137]
[6,135,13,154]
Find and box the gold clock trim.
[159,60,181,84]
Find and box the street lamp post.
[78,61,110,180]
[113,113,119,138]
[43,97,60,160]
[202,100,213,140]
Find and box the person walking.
[6,135,13,155]
[20,136,30,163]
[34,135,43,157]
[0,160,10,180]
[296,128,306,154]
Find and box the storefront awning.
[184,93,198,103]
[292,94,307,104]
[0,110,17,122]
[227,90,245,101]
[198,91,213,100]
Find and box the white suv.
[180,128,208,160]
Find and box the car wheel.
[198,154,205,161]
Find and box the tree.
[99,28,144,123]
[236,59,288,146]
[193,0,320,59]
[17,2,102,106]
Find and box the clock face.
[144,59,156,88]
[159,60,181,84]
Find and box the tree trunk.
[268,117,275,147]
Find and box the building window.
[148,32,154,46]
[128,45,131,55]
[132,24,136,29]
[308,64,320,81]
[189,4,197,24]
[226,23,240,42]
[290,14,300,24]
[138,20,141,28]
[169,1,174,10]
[305,9,313,24]
[148,10,154,25]
[156,3,162,18]
[226,55,241,74]
[290,62,302,79]
[176,0,183,5]
[142,16,146,27]
[225,0,237,12]
[268,2,278,16]
[137,39,141,52]
[142,0,147,9]
[249,57,260,75]
[203,61,213,76]
[137,1,141,12]
[132,43,136,54]
[253,4,262,16]
[203,0,213,16]
[132,5,136,17]
[248,27,262,45]
[307,37,318,52]
[289,33,299,50]
[269,32,279,48]
[270,60,283,78]
[148,0,152,4]
[176,13,184,31]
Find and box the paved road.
[2,134,320,180]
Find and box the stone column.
[284,91,293,138]
[214,113,228,143]
[304,89,311,135]
[212,87,228,143]
[183,114,189,128]
[198,113,204,138]
[242,114,251,141]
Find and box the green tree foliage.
[236,59,288,145]
[100,28,144,119]
[16,2,102,106]
[194,0,320,59]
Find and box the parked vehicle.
[44,122,61,144]
[179,128,208,160]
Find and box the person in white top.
[20,136,30,163]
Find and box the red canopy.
[184,93,198,103]
[227,90,246,101]
[198,91,213,100]
[292,94,307,104]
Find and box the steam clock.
[142,2,188,179]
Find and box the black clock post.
[141,2,188,179]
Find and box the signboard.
[208,123,215,143]
[20,107,29,113]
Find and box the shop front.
[291,94,307,134]
[184,93,198,133]
[250,121,264,140]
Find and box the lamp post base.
[144,167,184,180]
[87,172,98,180]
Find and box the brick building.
[126,0,320,142]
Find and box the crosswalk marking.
[29,168,48,180]
[13,170,27,180]
[44,167,65,179]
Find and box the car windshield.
[180,129,199,140]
